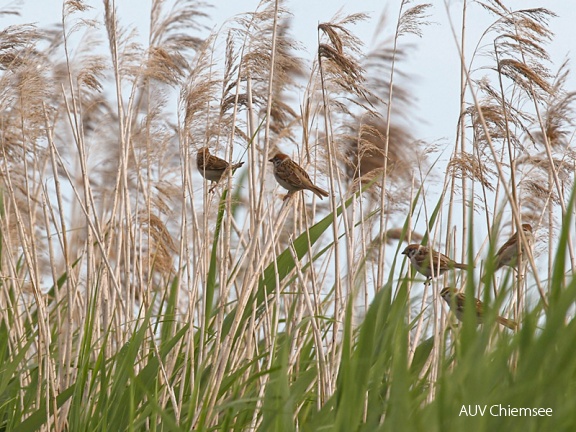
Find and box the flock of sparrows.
[402,223,534,330]
[196,147,328,199]
[197,147,528,330]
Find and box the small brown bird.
[440,287,517,330]
[268,152,329,200]
[402,244,471,283]
[494,223,534,269]
[197,147,244,191]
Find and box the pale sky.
[5,0,574,149]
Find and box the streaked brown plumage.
[268,152,329,200]
[402,244,471,283]
[494,223,534,269]
[197,147,244,191]
[440,287,517,330]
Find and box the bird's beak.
[401,248,407,255]
[268,158,273,163]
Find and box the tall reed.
[0,0,574,430]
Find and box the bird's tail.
[231,161,245,171]
[497,316,517,330]
[310,185,329,199]
[454,262,473,270]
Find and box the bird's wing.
[496,231,518,256]
[474,297,484,316]
[206,155,230,171]
[292,163,314,187]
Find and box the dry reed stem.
[0,0,572,426]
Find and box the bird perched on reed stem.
[268,152,329,200]
[440,287,517,330]
[402,244,472,284]
[494,223,534,269]
[197,147,244,192]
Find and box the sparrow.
[268,152,329,200]
[402,244,471,283]
[440,287,517,330]
[197,147,244,191]
[494,223,534,269]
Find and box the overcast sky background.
[3,0,574,150]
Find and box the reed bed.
[0,0,575,430]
